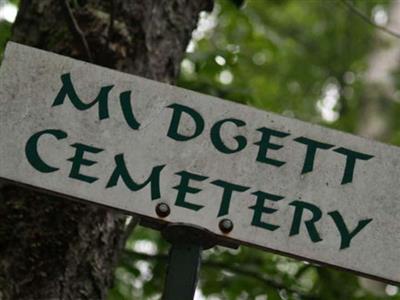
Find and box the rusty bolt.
[219,218,234,234]
[156,202,170,218]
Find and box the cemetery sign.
[0,42,399,284]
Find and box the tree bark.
[0,0,213,299]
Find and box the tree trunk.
[0,0,213,299]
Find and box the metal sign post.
[159,221,238,299]
[161,224,218,300]
[163,242,202,300]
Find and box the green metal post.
[160,222,237,300]
[161,223,219,300]
[162,242,202,300]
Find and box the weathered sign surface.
[0,42,399,284]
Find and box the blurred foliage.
[0,20,11,55]
[0,0,16,60]
[1,0,400,299]
[179,0,392,133]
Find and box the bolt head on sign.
[219,219,234,234]
[156,202,171,218]
[0,42,399,284]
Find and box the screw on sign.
[0,43,400,299]
[156,202,171,218]
[219,218,234,234]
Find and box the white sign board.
[0,42,399,284]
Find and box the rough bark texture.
[0,0,213,299]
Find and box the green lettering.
[211,179,249,217]
[328,211,372,250]
[106,154,165,200]
[210,118,247,154]
[289,200,322,243]
[52,73,113,120]
[294,136,334,174]
[67,143,103,183]
[334,147,374,184]
[120,90,141,130]
[167,104,204,142]
[249,191,284,231]
[254,127,289,167]
[25,129,68,173]
[173,171,208,211]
